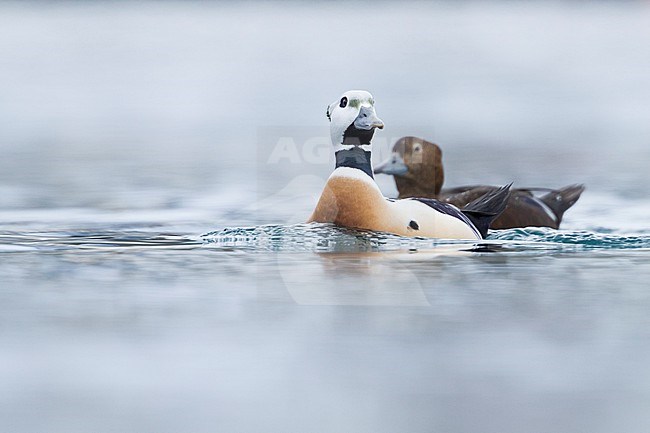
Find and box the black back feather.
[460,183,513,238]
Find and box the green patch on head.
[348,99,360,108]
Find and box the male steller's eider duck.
[308,91,512,240]
[374,136,585,230]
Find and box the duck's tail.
[460,183,512,238]
[539,184,585,223]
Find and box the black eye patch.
[339,97,348,108]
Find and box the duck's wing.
[439,184,585,230]
[501,184,585,228]
[411,197,472,221]
[491,192,559,229]
[414,184,512,239]
[440,185,518,208]
[457,184,512,238]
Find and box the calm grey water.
[2,2,650,432]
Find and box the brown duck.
[374,137,585,229]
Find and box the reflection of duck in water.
[308,91,511,240]
[375,136,585,230]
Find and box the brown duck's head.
[374,136,444,198]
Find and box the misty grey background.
[1,2,650,433]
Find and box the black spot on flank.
[409,220,419,230]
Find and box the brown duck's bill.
[374,152,408,175]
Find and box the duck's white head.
[326,90,384,152]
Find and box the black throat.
[335,147,373,179]
[342,123,375,146]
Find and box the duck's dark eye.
[339,97,348,108]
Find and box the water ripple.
[490,227,650,250]
[0,230,201,252]
[1,225,648,254]
[201,223,447,253]
[202,224,650,253]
